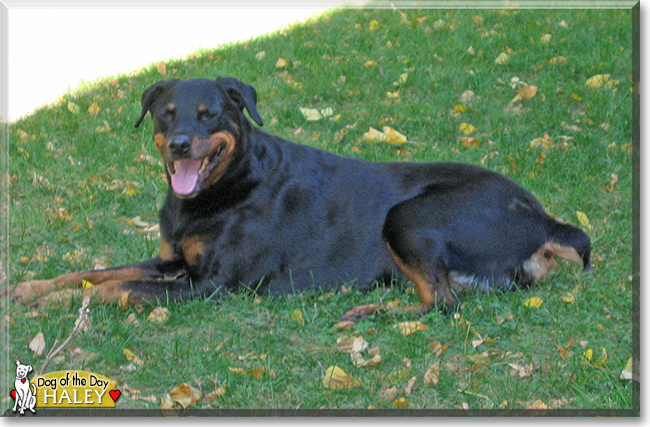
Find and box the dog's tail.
[545,219,592,271]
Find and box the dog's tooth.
[199,157,209,173]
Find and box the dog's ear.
[135,79,179,128]
[216,77,263,127]
[27,365,33,373]
[15,360,20,366]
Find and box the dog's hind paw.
[339,304,379,322]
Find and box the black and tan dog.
[11,77,591,319]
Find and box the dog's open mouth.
[167,144,227,196]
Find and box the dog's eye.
[161,109,175,122]
[198,110,215,122]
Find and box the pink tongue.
[170,159,203,195]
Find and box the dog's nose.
[169,135,192,156]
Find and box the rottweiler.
[11,77,591,319]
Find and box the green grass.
[4,7,635,412]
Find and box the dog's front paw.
[8,279,58,306]
[340,304,379,322]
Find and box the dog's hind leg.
[340,202,457,321]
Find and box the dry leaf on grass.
[496,313,513,325]
[556,338,574,358]
[333,321,355,330]
[123,348,144,366]
[523,296,543,308]
[509,363,533,378]
[393,321,429,335]
[620,357,636,381]
[424,361,440,386]
[291,308,305,326]
[393,397,409,408]
[29,332,46,356]
[147,307,169,323]
[322,365,361,389]
[203,386,226,402]
[576,211,593,230]
[336,336,369,354]
[168,383,202,409]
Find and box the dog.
[13,360,37,414]
[11,77,590,319]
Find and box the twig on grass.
[39,296,91,375]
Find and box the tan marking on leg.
[38,280,144,308]
[181,235,205,267]
[523,241,583,283]
[159,236,179,262]
[341,304,379,320]
[11,267,151,306]
[342,244,457,320]
[386,243,456,313]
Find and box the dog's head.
[15,360,33,379]
[135,77,263,198]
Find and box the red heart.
[109,390,121,402]
[21,379,26,383]
[10,390,16,400]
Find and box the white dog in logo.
[12,360,36,414]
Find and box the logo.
[11,360,37,415]
[10,360,121,412]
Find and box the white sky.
[6,7,331,120]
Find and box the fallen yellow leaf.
[495,52,510,65]
[123,348,144,366]
[576,211,593,230]
[291,308,305,326]
[383,127,408,144]
[529,134,553,149]
[593,347,608,366]
[620,357,635,380]
[299,108,322,121]
[147,307,170,323]
[393,397,409,408]
[67,102,80,114]
[88,102,100,117]
[81,279,95,289]
[527,399,548,409]
[393,321,429,335]
[322,365,361,389]
[459,122,477,134]
[362,127,386,143]
[459,137,480,148]
[511,85,538,103]
[523,296,543,307]
[585,74,610,89]
[549,56,568,65]
[562,294,575,303]
[169,383,202,409]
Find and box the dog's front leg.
[9,256,185,307]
